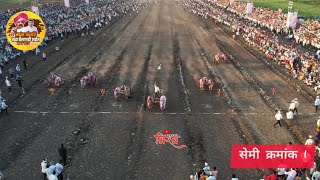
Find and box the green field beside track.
[251,0,320,17]
[0,0,59,11]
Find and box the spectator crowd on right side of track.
[179,0,320,97]
[180,0,320,179]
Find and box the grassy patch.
[0,0,30,3]
[251,0,320,17]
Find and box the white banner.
[246,3,253,14]
[31,6,39,15]
[64,0,70,8]
[287,12,298,28]
[85,0,89,4]
[230,0,234,4]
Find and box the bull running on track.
[146,82,167,111]
[44,73,65,87]
[199,77,214,91]
[80,72,97,88]
[214,52,227,63]
[114,85,132,102]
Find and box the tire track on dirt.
[7,12,139,108]
[204,22,306,144]
[179,2,298,145]
[0,8,142,171]
[125,2,160,179]
[206,19,315,140]
[56,7,152,169]
[132,1,193,179]
[173,4,258,176]
[214,20,315,103]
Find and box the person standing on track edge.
[293,98,299,115]
[58,144,67,165]
[274,110,283,127]
[42,52,47,62]
[315,96,320,112]
[22,59,27,70]
[5,77,12,94]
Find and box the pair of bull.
[199,77,214,91]
[114,85,132,102]
[214,52,227,63]
[146,95,167,112]
[44,73,64,87]
[80,73,97,88]
[146,82,166,111]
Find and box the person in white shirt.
[305,135,315,145]
[274,110,283,127]
[41,158,47,180]
[293,98,299,115]
[285,168,297,180]
[45,164,53,177]
[207,171,216,180]
[212,167,218,178]
[312,168,320,180]
[48,171,58,180]
[286,111,294,120]
[315,96,320,113]
[55,160,63,180]
[203,162,210,175]
[277,168,286,179]
[5,77,12,94]
[289,100,296,113]
[231,174,239,180]
[1,100,8,115]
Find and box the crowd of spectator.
[215,0,320,49]
[0,0,142,69]
[0,0,144,116]
[179,0,320,97]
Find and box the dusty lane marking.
[11,110,266,115]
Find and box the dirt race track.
[1,0,319,179]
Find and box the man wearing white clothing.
[207,171,216,180]
[41,158,47,180]
[5,77,12,94]
[231,174,239,180]
[48,171,58,180]
[293,98,299,115]
[1,100,8,115]
[274,110,283,127]
[289,100,296,113]
[285,168,297,180]
[55,160,63,180]
[203,162,210,175]
[315,96,320,112]
[305,135,315,145]
[312,168,320,180]
[277,167,286,179]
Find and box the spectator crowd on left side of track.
[0,0,147,115]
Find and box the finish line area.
[13,110,256,115]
